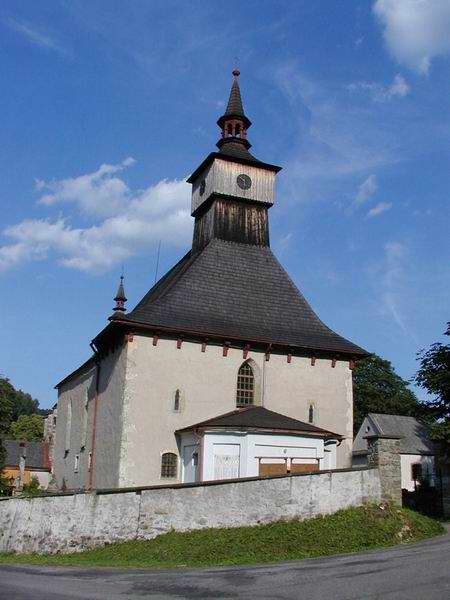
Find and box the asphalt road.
[1,532,449,600]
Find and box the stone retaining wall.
[0,468,381,554]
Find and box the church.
[52,70,368,491]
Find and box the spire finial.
[113,273,127,313]
[232,57,240,78]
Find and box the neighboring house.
[353,414,437,491]
[52,69,368,491]
[2,439,51,493]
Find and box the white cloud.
[0,159,192,274]
[348,74,410,102]
[273,62,402,209]
[367,201,392,218]
[374,0,450,74]
[373,241,418,342]
[355,174,377,205]
[36,157,136,217]
[5,17,67,56]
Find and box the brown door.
[259,462,287,476]
[290,463,319,474]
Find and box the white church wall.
[53,342,129,491]
[119,334,354,488]
[53,361,97,490]
[263,355,354,468]
[92,343,129,489]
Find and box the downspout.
[88,342,101,490]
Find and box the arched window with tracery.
[161,452,177,478]
[236,361,255,407]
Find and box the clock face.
[199,179,206,196]
[236,173,252,190]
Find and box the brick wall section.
[0,467,381,555]
[366,435,402,505]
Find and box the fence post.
[365,434,402,505]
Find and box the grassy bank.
[0,504,444,569]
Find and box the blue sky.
[1,1,449,409]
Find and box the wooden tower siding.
[193,197,269,251]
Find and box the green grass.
[0,504,444,569]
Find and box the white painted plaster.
[119,336,354,488]
[401,454,435,492]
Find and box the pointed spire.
[217,68,252,150]
[113,275,127,313]
[224,69,245,118]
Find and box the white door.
[213,444,240,480]
[183,444,199,483]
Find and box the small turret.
[216,68,252,150]
[113,275,127,313]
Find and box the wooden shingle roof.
[113,239,367,356]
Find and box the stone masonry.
[0,467,381,555]
[366,434,402,505]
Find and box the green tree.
[22,476,42,497]
[0,379,13,491]
[8,414,44,441]
[415,322,450,448]
[353,354,423,434]
[0,376,40,422]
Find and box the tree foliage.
[0,376,43,481]
[353,354,423,434]
[22,476,42,497]
[415,322,450,448]
[8,414,44,442]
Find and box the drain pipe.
[88,342,101,490]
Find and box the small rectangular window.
[88,452,93,472]
[411,463,422,481]
[74,454,80,473]
[161,453,177,478]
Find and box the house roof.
[112,239,367,356]
[354,413,437,455]
[3,439,50,470]
[176,405,342,438]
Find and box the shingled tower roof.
[224,68,245,117]
[114,240,367,356]
[101,70,368,359]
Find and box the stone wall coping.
[0,466,376,501]
[364,434,403,440]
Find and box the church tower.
[188,69,281,251]
[113,70,365,358]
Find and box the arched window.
[236,362,255,407]
[161,453,177,478]
[235,123,241,137]
[174,389,181,412]
[308,403,315,424]
[227,123,233,137]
